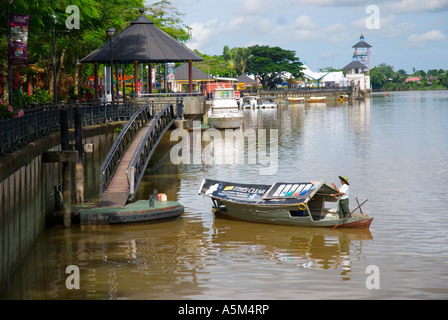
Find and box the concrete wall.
[0,123,123,291]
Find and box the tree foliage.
[246,45,304,89]
[0,0,191,103]
[370,63,448,91]
[223,46,252,76]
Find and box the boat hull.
[208,113,243,129]
[287,97,305,103]
[213,201,373,229]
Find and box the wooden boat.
[287,97,305,103]
[199,179,373,229]
[306,96,326,103]
[338,94,349,102]
[78,200,184,226]
[208,88,244,129]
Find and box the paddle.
[333,199,368,229]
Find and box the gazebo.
[81,8,203,100]
[174,62,213,93]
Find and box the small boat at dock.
[260,97,278,108]
[338,94,349,102]
[287,97,305,103]
[306,96,326,103]
[241,96,260,109]
[208,88,244,129]
[199,179,373,229]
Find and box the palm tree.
[223,46,252,76]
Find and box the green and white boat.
[199,179,373,229]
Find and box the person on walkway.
[331,176,350,219]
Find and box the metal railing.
[99,102,154,196]
[126,102,175,201]
[0,100,145,156]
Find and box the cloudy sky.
[163,0,448,73]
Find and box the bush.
[23,88,52,105]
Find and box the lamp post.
[76,58,81,98]
[106,26,116,107]
[51,13,58,105]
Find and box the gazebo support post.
[188,60,193,95]
[122,65,125,100]
[148,63,152,94]
[134,60,138,98]
[94,62,99,101]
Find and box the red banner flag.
[10,14,29,66]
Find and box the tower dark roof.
[343,61,367,70]
[352,40,372,48]
[81,12,203,64]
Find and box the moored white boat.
[241,96,260,109]
[287,97,305,103]
[208,88,243,129]
[306,96,326,103]
[260,97,278,108]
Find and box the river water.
[1,90,448,300]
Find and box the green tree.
[370,63,395,91]
[246,45,303,89]
[1,0,191,103]
[223,46,252,76]
[193,50,232,78]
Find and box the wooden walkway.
[98,119,154,208]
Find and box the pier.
[246,87,359,101]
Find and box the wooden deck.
[98,119,154,208]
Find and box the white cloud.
[403,29,447,48]
[188,19,219,51]
[292,15,318,29]
[386,0,448,13]
[406,29,446,42]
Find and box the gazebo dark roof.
[343,61,367,70]
[237,74,257,84]
[175,63,210,81]
[81,12,203,64]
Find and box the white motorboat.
[241,96,260,109]
[208,88,243,129]
[260,97,278,108]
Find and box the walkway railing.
[0,101,145,156]
[126,103,175,201]
[99,102,154,196]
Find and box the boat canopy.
[199,179,337,205]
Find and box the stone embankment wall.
[0,123,123,291]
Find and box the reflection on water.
[2,91,448,300]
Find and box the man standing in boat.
[331,176,350,219]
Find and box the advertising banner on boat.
[263,182,318,199]
[10,14,29,66]
[199,179,271,203]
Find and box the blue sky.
[160,0,448,73]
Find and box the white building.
[343,60,371,92]
[302,65,347,88]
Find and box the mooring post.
[74,102,84,204]
[60,103,72,228]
